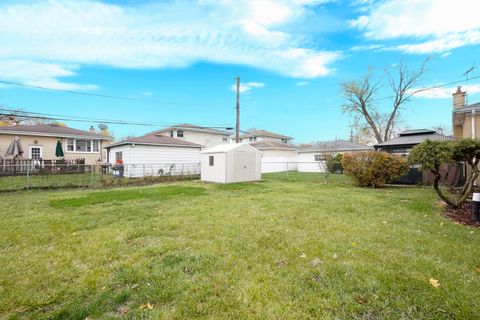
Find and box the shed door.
[234,151,255,181]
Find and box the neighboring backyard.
[0,173,479,319]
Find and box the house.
[154,124,231,148]
[105,132,202,177]
[452,86,480,139]
[249,139,299,173]
[239,129,293,144]
[0,124,112,165]
[297,140,371,172]
[201,143,262,183]
[374,129,453,156]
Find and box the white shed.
[201,143,262,183]
[105,132,202,177]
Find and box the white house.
[105,132,202,177]
[297,140,371,172]
[154,124,231,148]
[201,143,262,183]
[238,129,293,144]
[249,140,299,173]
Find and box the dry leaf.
[140,303,154,310]
[475,267,480,274]
[429,278,440,288]
[299,253,307,259]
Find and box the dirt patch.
[443,202,480,227]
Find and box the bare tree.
[341,60,428,144]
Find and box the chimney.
[89,126,96,133]
[453,86,466,109]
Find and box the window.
[67,139,74,151]
[177,130,184,138]
[249,137,257,142]
[115,152,123,161]
[170,130,174,137]
[314,155,325,161]
[75,139,87,152]
[282,138,288,143]
[209,155,214,166]
[222,137,228,142]
[30,146,42,160]
[92,140,99,152]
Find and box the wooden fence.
[0,158,86,176]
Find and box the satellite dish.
[98,123,108,130]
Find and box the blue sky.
[1,0,479,143]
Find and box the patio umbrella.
[5,136,24,157]
[55,139,64,157]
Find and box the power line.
[0,107,233,129]
[0,80,223,108]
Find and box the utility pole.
[235,76,240,143]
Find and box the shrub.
[326,153,343,173]
[342,151,409,187]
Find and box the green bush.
[326,153,343,173]
[342,151,409,187]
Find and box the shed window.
[115,152,122,161]
[177,130,184,138]
[314,154,325,161]
[209,155,214,166]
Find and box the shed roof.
[299,140,371,153]
[0,124,111,139]
[106,132,202,149]
[374,129,454,148]
[201,143,260,154]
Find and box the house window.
[67,139,74,151]
[115,152,123,161]
[177,130,184,138]
[282,138,288,143]
[76,139,88,152]
[209,155,214,166]
[92,140,99,152]
[30,146,42,160]
[314,155,324,161]
[249,137,257,142]
[170,130,174,137]
[222,137,228,142]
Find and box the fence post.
[90,165,94,187]
[143,164,146,177]
[181,163,184,176]
[26,165,30,190]
[287,162,289,175]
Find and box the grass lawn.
[0,173,479,319]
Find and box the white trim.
[29,145,43,159]
[106,142,202,149]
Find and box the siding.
[107,144,201,178]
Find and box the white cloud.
[296,81,310,86]
[0,0,340,89]
[410,84,480,99]
[350,0,480,54]
[230,82,265,93]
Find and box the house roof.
[374,129,454,148]
[299,140,371,153]
[201,143,261,154]
[249,139,299,151]
[155,124,232,136]
[106,132,202,149]
[239,129,292,140]
[453,102,480,114]
[0,124,111,139]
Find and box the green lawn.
[0,173,479,319]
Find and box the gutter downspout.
[472,109,476,139]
